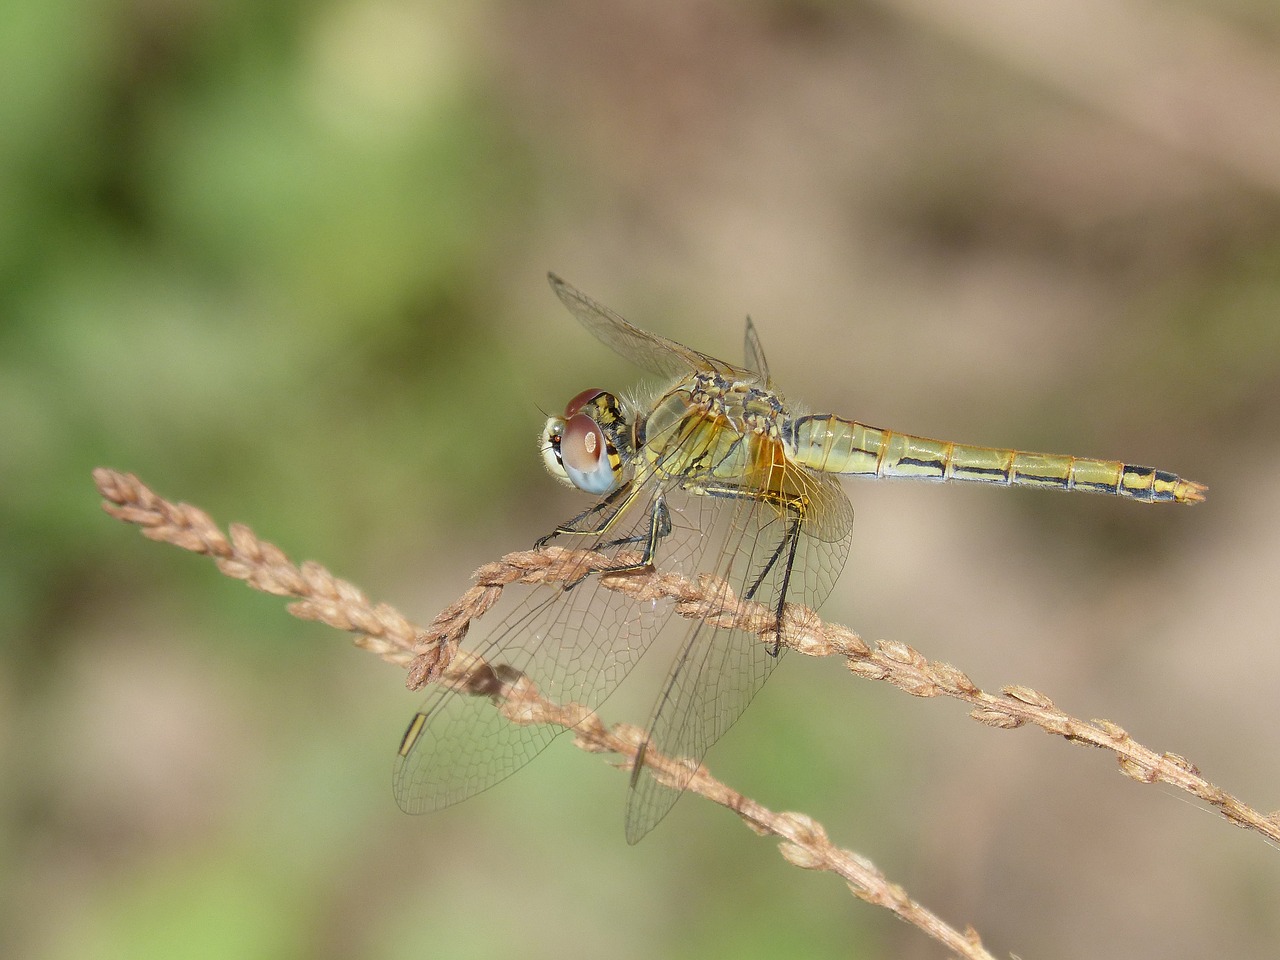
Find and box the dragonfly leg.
[533,483,634,548]
[691,480,807,657]
[598,496,671,573]
[561,496,670,589]
[738,511,800,656]
[542,486,672,589]
[597,497,672,556]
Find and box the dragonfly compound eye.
[564,387,607,417]
[561,411,622,495]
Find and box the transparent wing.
[548,273,753,381]
[624,438,854,843]
[742,316,771,385]
[392,563,654,813]
[392,465,723,815]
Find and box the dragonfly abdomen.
[785,415,1205,504]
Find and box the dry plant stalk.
[94,467,1279,958]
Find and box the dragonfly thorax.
[686,371,786,440]
[631,371,795,493]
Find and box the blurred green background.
[4,1,1280,958]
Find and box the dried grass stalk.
[94,467,1280,958]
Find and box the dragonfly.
[394,274,1206,843]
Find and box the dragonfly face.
[540,388,632,496]
[394,273,1205,845]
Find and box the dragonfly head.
[540,388,630,496]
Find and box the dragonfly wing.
[393,561,652,812]
[395,483,675,813]
[392,595,564,812]
[624,459,853,843]
[548,273,753,381]
[393,466,740,815]
[742,316,771,385]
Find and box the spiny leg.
[598,496,671,574]
[735,507,801,656]
[764,517,801,656]
[533,483,634,549]
[557,492,672,589]
[692,480,808,657]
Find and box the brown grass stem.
[93,466,1278,957]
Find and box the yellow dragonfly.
[395,274,1206,843]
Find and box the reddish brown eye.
[559,411,620,494]
[564,388,606,417]
[562,413,602,472]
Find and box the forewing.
[392,565,649,813]
[393,470,738,815]
[548,273,751,381]
[392,488,666,813]
[624,456,853,843]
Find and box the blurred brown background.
[3,1,1279,958]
